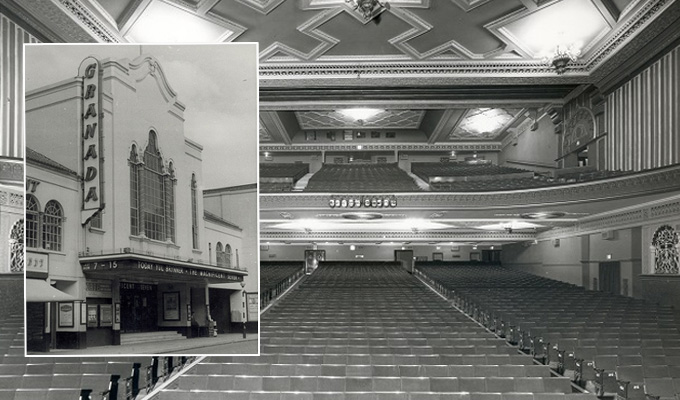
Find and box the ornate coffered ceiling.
[296,110,425,130]
[12,0,678,80]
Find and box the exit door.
[599,262,621,295]
[395,250,414,272]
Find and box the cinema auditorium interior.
[2,0,680,399]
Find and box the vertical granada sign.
[79,57,103,224]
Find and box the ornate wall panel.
[1,12,39,158]
[605,44,680,171]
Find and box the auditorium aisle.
[158,262,594,400]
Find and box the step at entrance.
[121,331,185,345]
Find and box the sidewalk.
[29,333,259,356]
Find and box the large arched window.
[26,194,40,248]
[130,132,176,242]
[9,219,24,272]
[224,244,232,268]
[191,174,198,249]
[43,200,63,251]
[653,225,680,274]
[215,242,224,266]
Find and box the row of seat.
[260,163,310,180]
[414,262,680,400]
[159,262,598,400]
[411,163,528,179]
[304,164,420,192]
[260,262,306,309]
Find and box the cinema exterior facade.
[25,54,253,352]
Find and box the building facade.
[25,52,255,352]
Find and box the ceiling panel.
[210,0,326,57]
[320,9,414,57]
[502,0,611,58]
[404,0,524,57]
[449,107,523,140]
[296,110,426,130]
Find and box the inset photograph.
[24,43,259,355]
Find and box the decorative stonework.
[562,107,595,155]
[57,0,121,42]
[259,143,501,152]
[652,225,679,274]
[0,160,23,184]
[260,230,536,241]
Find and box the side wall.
[604,44,680,171]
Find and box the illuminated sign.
[329,195,397,208]
[78,57,104,225]
[81,260,243,282]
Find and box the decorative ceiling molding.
[258,7,343,62]
[260,229,536,242]
[259,143,502,152]
[449,108,524,140]
[296,110,425,130]
[584,0,673,71]
[235,0,286,14]
[126,0,247,42]
[537,194,680,241]
[259,119,273,142]
[449,0,493,12]
[260,165,680,210]
[11,0,122,43]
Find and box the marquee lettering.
[80,57,103,223]
[83,103,97,119]
[84,84,96,99]
[84,144,97,160]
[84,63,97,78]
[84,167,97,181]
[84,123,97,139]
[84,187,98,202]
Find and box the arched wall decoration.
[652,225,680,274]
[9,218,24,272]
[562,107,596,156]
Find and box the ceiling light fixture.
[346,0,390,20]
[543,42,582,74]
[339,108,383,122]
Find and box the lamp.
[543,43,581,75]
[346,0,390,21]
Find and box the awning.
[26,279,80,302]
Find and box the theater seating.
[415,262,680,400]
[260,163,310,192]
[158,262,597,400]
[0,308,196,399]
[260,261,306,309]
[304,164,421,192]
[410,162,628,192]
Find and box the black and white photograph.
[23,43,259,356]
[0,0,680,399]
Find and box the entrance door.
[599,262,621,295]
[120,282,158,333]
[209,288,232,334]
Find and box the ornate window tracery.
[129,132,176,242]
[652,225,680,274]
[9,219,24,272]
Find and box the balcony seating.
[259,163,310,192]
[304,164,421,192]
[159,262,598,400]
[411,162,628,192]
[415,262,680,400]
